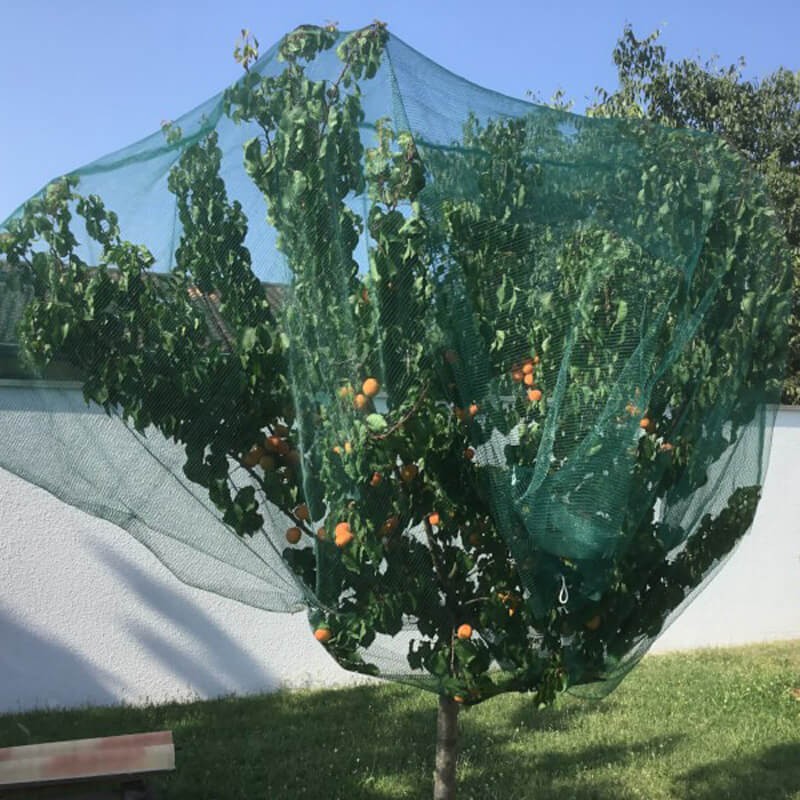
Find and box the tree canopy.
[0,23,790,712]
[590,25,800,403]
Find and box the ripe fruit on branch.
[362,377,380,397]
[242,445,264,467]
[428,512,440,527]
[285,527,301,544]
[354,393,369,411]
[316,527,327,541]
[511,369,524,383]
[369,472,383,487]
[464,447,475,461]
[524,373,535,387]
[457,623,473,640]
[314,627,332,643]
[265,435,290,455]
[294,504,310,521]
[468,403,479,417]
[527,389,542,403]
[334,522,354,547]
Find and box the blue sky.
[1,0,797,220]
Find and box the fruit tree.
[0,23,790,799]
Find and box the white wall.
[651,406,800,652]
[1,409,798,713]
[0,475,370,714]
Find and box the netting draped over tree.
[0,24,791,705]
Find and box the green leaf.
[612,300,628,329]
[241,327,258,352]
[365,413,387,433]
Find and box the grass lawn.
[1,641,799,799]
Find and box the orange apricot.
[334,522,354,547]
[362,377,380,398]
[285,527,302,545]
[242,446,264,468]
[457,623,473,640]
[527,389,542,402]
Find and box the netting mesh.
[0,24,791,704]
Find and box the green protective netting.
[0,24,792,704]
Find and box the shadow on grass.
[154,686,679,800]
[5,683,799,800]
[675,742,800,800]
[458,725,683,800]
[0,684,680,800]
[506,692,619,733]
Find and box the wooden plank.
[0,731,173,788]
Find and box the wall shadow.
[90,541,280,700]
[0,608,124,714]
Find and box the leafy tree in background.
[0,23,789,799]
[589,25,800,403]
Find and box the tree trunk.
[434,694,460,799]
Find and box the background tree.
[0,23,789,799]
[590,25,800,404]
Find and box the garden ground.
[1,640,799,799]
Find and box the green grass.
[2,641,799,799]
